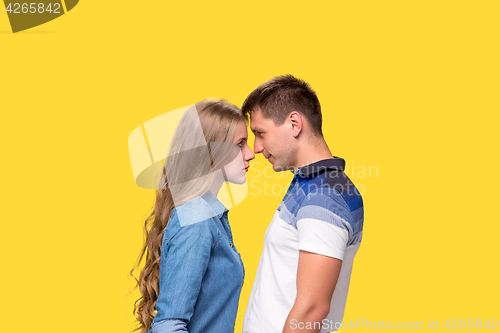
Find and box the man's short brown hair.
[242,74,323,136]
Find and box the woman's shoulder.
[164,196,220,239]
[175,196,216,227]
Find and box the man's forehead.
[249,119,259,132]
[249,107,261,115]
[250,112,270,133]
[249,107,263,120]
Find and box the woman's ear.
[289,111,303,137]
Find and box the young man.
[242,75,364,333]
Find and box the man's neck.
[293,137,333,170]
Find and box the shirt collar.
[293,156,346,178]
[201,190,229,218]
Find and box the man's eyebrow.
[250,127,264,134]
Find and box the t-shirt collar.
[293,156,346,178]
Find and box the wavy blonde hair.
[130,99,246,333]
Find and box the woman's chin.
[228,174,247,185]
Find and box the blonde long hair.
[130,99,246,333]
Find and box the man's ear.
[289,111,303,137]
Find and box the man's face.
[250,107,296,172]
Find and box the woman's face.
[223,121,255,184]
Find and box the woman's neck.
[209,171,225,196]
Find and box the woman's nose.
[245,145,255,161]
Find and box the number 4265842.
[5,3,61,14]
[444,319,498,329]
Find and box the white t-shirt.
[243,158,364,333]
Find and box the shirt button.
[229,243,233,248]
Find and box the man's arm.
[282,250,342,333]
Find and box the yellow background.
[1,1,499,332]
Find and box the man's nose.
[245,147,255,161]
[253,140,264,154]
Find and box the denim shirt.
[149,191,245,333]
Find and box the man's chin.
[271,164,287,173]
[267,157,287,172]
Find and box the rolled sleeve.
[152,319,188,333]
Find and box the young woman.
[131,99,255,333]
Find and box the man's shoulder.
[318,170,364,215]
[317,171,364,245]
[291,173,354,211]
[290,172,364,243]
[296,182,353,224]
